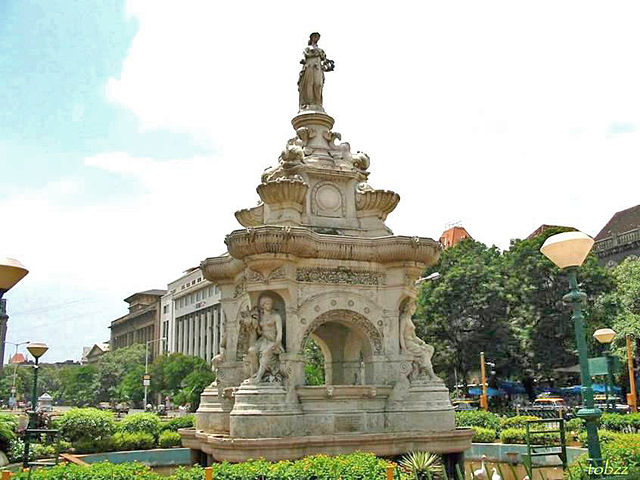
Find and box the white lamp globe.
[540,231,594,269]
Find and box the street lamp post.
[144,338,166,409]
[593,328,617,412]
[541,231,602,467]
[0,258,29,372]
[480,352,488,411]
[626,336,638,413]
[22,342,48,469]
[3,340,30,409]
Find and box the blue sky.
[2,1,640,362]
[0,1,208,198]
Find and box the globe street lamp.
[540,231,602,467]
[0,258,29,372]
[593,328,617,412]
[23,342,48,469]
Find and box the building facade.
[161,267,222,362]
[439,225,472,249]
[593,204,640,267]
[110,290,167,356]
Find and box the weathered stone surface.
[186,33,469,463]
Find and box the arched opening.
[300,309,379,385]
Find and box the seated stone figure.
[245,296,284,384]
[399,302,440,382]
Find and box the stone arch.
[299,309,383,355]
[298,309,382,385]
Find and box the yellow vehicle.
[532,397,567,409]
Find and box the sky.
[1,0,640,362]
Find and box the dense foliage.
[14,453,391,480]
[416,228,616,389]
[0,347,214,410]
[158,430,182,448]
[567,432,640,479]
[455,410,501,431]
[57,408,115,443]
[119,412,163,439]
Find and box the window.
[163,305,169,314]
[196,291,201,301]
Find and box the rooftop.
[595,204,640,241]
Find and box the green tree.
[150,353,214,411]
[59,365,100,406]
[416,239,517,388]
[503,227,614,379]
[95,344,146,403]
[303,338,325,386]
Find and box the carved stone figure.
[400,302,440,381]
[298,32,334,111]
[245,296,284,383]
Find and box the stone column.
[205,309,213,362]
[200,312,206,360]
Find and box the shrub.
[14,461,163,480]
[12,453,391,480]
[31,443,57,459]
[599,413,640,433]
[500,427,562,446]
[119,412,163,438]
[500,415,540,430]
[161,415,195,431]
[112,432,155,451]
[566,432,640,479]
[471,426,497,443]
[455,410,501,431]
[398,451,443,479]
[158,430,182,448]
[72,437,114,454]
[58,408,115,443]
[8,439,30,463]
[565,417,583,433]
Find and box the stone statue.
[298,32,334,111]
[399,302,440,382]
[245,296,284,383]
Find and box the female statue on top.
[298,32,335,111]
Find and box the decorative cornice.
[224,226,441,265]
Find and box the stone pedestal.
[229,383,303,438]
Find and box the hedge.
[13,453,390,480]
[158,430,182,448]
[161,415,195,432]
[112,432,155,451]
[599,412,640,433]
[566,432,640,479]
[500,427,562,445]
[118,412,163,438]
[471,426,497,443]
[499,415,540,430]
[57,408,115,443]
[455,410,501,431]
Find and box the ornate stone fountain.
[181,32,472,464]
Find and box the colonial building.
[593,204,640,267]
[439,225,472,249]
[110,289,166,356]
[161,268,222,362]
[83,343,110,364]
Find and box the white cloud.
[105,0,640,247]
[5,0,640,360]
